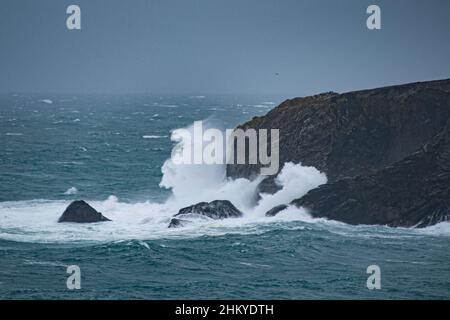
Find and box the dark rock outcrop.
[265,204,288,217]
[58,200,111,223]
[290,119,450,228]
[168,200,243,228]
[227,79,450,194]
[168,218,186,228]
[228,78,450,227]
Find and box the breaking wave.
[64,187,79,195]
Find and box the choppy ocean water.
[0,94,449,299]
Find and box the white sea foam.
[40,99,53,104]
[64,187,79,195]
[0,196,322,243]
[5,133,24,136]
[418,221,450,236]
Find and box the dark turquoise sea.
[0,94,449,299]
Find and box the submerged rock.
[58,200,111,223]
[168,200,243,228]
[168,218,187,228]
[265,204,288,217]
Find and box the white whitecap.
[5,133,24,136]
[142,135,168,139]
[64,187,79,195]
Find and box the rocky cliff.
[227,78,450,227]
[227,79,450,194]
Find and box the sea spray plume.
[165,120,279,175]
[159,120,261,210]
[160,121,328,216]
[160,127,323,224]
[225,127,280,176]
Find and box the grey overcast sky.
[0,0,449,95]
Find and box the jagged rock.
[290,119,450,227]
[227,79,450,194]
[177,200,243,217]
[168,218,186,228]
[168,200,243,228]
[265,204,288,217]
[58,200,111,223]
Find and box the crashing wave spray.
[160,120,327,215]
[160,120,262,210]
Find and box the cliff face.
[227,79,450,194]
[293,119,450,227]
